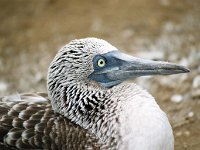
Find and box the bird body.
[0,38,189,149]
[0,93,100,150]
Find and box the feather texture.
[0,93,101,150]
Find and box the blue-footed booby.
[0,38,189,150]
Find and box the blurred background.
[0,0,199,149]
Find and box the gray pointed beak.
[108,51,189,78]
[89,51,190,88]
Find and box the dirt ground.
[0,0,200,149]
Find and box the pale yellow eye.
[97,59,106,67]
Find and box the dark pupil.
[100,60,103,64]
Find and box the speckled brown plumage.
[0,93,100,150]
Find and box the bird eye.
[97,58,106,67]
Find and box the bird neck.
[49,83,120,142]
[48,81,173,149]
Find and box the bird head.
[48,38,189,91]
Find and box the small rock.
[184,131,190,136]
[191,89,200,98]
[192,75,200,89]
[171,94,183,103]
[175,131,182,137]
[0,82,8,92]
[187,111,194,118]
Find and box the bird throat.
[50,84,120,142]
